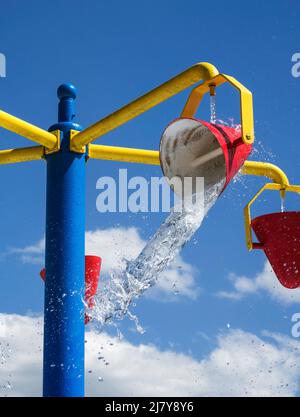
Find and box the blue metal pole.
[43,83,86,397]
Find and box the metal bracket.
[181,73,254,145]
[70,129,86,154]
[44,130,61,155]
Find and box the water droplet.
[6,381,12,390]
[280,195,286,212]
[210,95,217,124]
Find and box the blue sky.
[1,0,300,396]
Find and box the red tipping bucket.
[160,118,252,197]
[251,212,300,289]
[40,255,102,324]
[201,121,251,188]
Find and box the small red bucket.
[40,255,102,324]
[251,212,300,289]
[84,256,102,324]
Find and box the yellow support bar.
[88,150,291,184]
[89,144,160,165]
[181,73,254,145]
[242,161,289,186]
[0,145,44,165]
[0,110,58,150]
[71,62,219,152]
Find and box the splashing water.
[210,95,217,124]
[214,117,241,131]
[280,195,286,213]
[89,180,225,331]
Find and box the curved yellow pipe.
[242,161,289,187]
[71,62,219,152]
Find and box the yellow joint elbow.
[192,62,219,81]
[72,62,220,149]
[242,161,290,196]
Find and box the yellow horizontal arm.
[71,62,219,152]
[89,144,160,165]
[88,150,291,186]
[0,146,44,165]
[242,161,289,186]
[0,110,58,150]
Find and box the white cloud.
[6,227,200,302]
[7,238,45,265]
[217,261,300,305]
[0,313,300,397]
[85,227,144,273]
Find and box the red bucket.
[40,255,102,324]
[84,255,101,324]
[251,212,300,289]
[160,118,252,197]
[201,120,251,188]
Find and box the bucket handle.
[244,182,300,251]
[181,73,254,146]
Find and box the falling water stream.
[210,95,217,124]
[89,179,225,331]
[280,195,286,213]
[89,98,223,331]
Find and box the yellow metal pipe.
[89,144,160,165]
[242,161,289,186]
[88,147,290,189]
[0,146,44,165]
[0,110,58,149]
[71,62,219,152]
